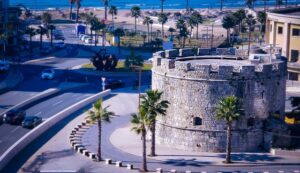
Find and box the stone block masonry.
[152,50,287,152]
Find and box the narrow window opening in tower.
[193,117,202,126]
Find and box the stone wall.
[152,50,287,152]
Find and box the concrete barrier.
[156,168,163,173]
[0,89,111,171]
[170,169,177,173]
[126,164,133,170]
[105,159,112,164]
[115,161,122,167]
[271,148,300,157]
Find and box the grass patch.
[82,61,152,72]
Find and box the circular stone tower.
[152,48,287,152]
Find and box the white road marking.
[11,126,21,133]
[52,100,63,106]
[35,112,42,116]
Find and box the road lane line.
[52,100,63,106]
[11,126,21,133]
[35,112,42,116]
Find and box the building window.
[193,117,202,126]
[292,28,300,36]
[288,72,299,81]
[291,50,299,62]
[278,26,283,34]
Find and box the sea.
[10,0,299,10]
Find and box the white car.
[0,61,10,71]
[84,38,94,44]
[41,69,55,79]
[81,35,91,42]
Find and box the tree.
[87,99,114,161]
[125,50,144,69]
[112,28,125,54]
[103,0,109,21]
[36,26,47,48]
[109,5,117,30]
[176,18,189,48]
[131,6,141,34]
[187,15,197,41]
[245,0,256,9]
[149,19,154,41]
[168,27,176,37]
[158,13,168,38]
[160,0,165,13]
[42,12,52,25]
[91,18,106,47]
[143,16,152,43]
[69,0,76,19]
[233,9,246,34]
[48,25,56,47]
[191,12,203,40]
[222,14,237,44]
[245,14,256,55]
[215,95,243,164]
[25,27,36,52]
[257,11,266,33]
[141,90,169,157]
[131,107,150,172]
[75,0,81,23]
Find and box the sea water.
[10,0,299,10]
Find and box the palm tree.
[245,0,256,9]
[25,27,36,52]
[109,5,117,30]
[233,9,246,34]
[176,18,189,48]
[36,26,47,48]
[48,25,56,47]
[103,0,109,21]
[160,0,165,13]
[245,14,256,55]
[131,6,141,34]
[143,16,152,43]
[91,18,106,46]
[215,95,243,164]
[75,0,81,23]
[69,0,75,19]
[257,11,266,33]
[112,28,125,54]
[87,99,114,161]
[149,19,154,41]
[141,90,169,157]
[222,14,237,44]
[158,13,168,38]
[131,107,150,172]
[191,12,203,40]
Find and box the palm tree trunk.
[50,29,53,47]
[40,34,43,48]
[225,122,232,163]
[248,29,251,55]
[196,24,199,40]
[150,121,156,156]
[162,24,164,38]
[70,3,73,20]
[142,129,147,171]
[134,17,137,34]
[118,36,121,54]
[76,7,79,23]
[105,5,108,21]
[112,14,114,30]
[150,24,153,41]
[183,37,186,48]
[190,27,193,43]
[29,35,32,52]
[227,28,230,44]
[97,120,102,161]
[147,24,150,43]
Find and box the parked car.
[105,79,125,89]
[22,116,42,128]
[81,35,91,42]
[84,38,94,44]
[3,109,26,125]
[0,61,10,71]
[41,69,55,79]
[55,41,65,48]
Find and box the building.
[265,7,300,80]
[152,48,288,152]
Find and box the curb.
[0,89,111,171]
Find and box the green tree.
[245,14,256,55]
[257,11,266,33]
[87,99,114,161]
[36,26,47,48]
[143,16,152,42]
[149,19,154,41]
[42,12,52,25]
[141,90,169,157]
[187,15,197,41]
[215,95,243,164]
[112,28,125,54]
[75,0,81,23]
[168,27,176,37]
[191,12,203,40]
[125,50,144,69]
[245,0,256,9]
[158,13,168,38]
[25,27,36,52]
[222,13,237,44]
[69,0,76,19]
[103,0,109,20]
[233,9,246,34]
[131,6,141,34]
[91,18,106,46]
[131,107,150,172]
[109,5,117,30]
[48,25,56,47]
[176,18,189,48]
